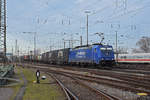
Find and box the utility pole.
[86,14,88,46]
[49,38,51,51]
[23,32,37,60]
[0,0,7,64]
[71,34,73,48]
[69,40,71,48]
[34,32,36,58]
[64,41,66,49]
[15,39,18,62]
[116,0,118,8]
[116,31,118,63]
[17,46,19,63]
[49,46,52,51]
[4,0,6,63]
[85,11,90,46]
[28,46,30,55]
[11,47,13,63]
[80,36,82,46]
[15,40,17,56]
[80,27,85,45]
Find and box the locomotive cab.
[92,44,115,66]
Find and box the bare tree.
[132,48,142,53]
[135,37,150,53]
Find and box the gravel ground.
[0,88,14,100]
[22,63,150,99]
[80,80,141,100]
[55,74,103,100]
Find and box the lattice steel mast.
[0,0,7,63]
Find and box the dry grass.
[22,68,66,100]
[10,67,24,100]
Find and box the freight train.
[22,43,115,67]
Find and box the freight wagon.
[41,48,70,65]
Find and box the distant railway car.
[117,53,150,63]
[23,55,36,62]
[69,44,115,66]
[33,55,42,62]
[37,55,42,62]
[23,55,30,61]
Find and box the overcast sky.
[7,0,150,54]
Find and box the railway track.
[48,72,121,100]
[22,63,150,89]
[48,73,79,100]
[19,63,150,97]
[46,69,150,93]
[22,63,150,76]
[22,62,150,72]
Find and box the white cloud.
[75,0,87,4]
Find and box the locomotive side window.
[136,56,142,58]
[144,55,150,59]
[127,56,131,59]
[100,47,112,51]
[121,56,126,59]
[100,47,113,56]
[147,55,150,58]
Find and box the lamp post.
[85,11,91,46]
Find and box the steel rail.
[47,73,79,100]
[54,72,122,100]
[74,78,121,100]
[19,64,150,94]
[20,64,118,100]
[47,70,150,94]
[46,68,150,90]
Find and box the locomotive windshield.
[100,47,113,56]
[100,47,113,51]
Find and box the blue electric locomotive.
[68,43,115,66]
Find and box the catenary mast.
[0,0,7,64]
